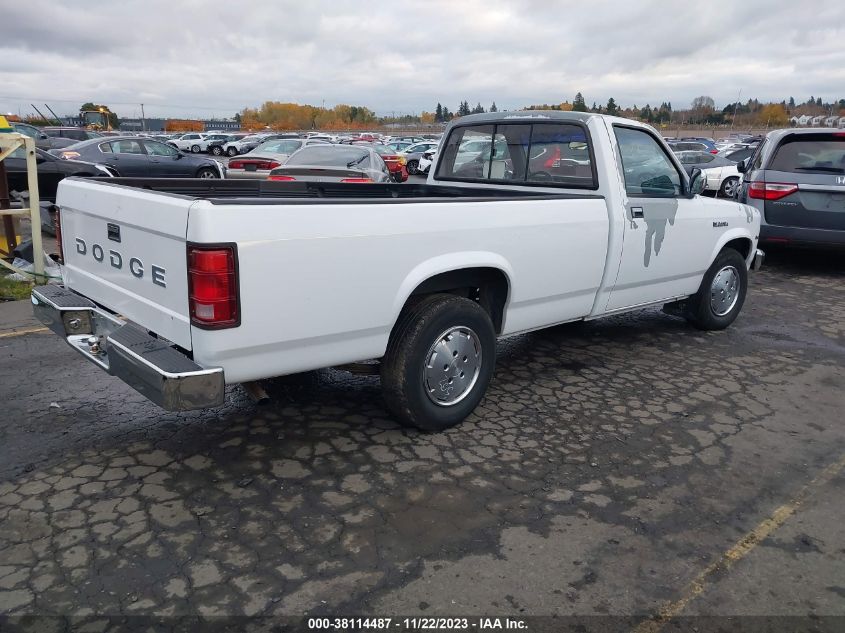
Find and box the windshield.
[286,146,368,166]
[769,134,845,174]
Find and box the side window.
[110,140,144,155]
[144,141,178,157]
[437,125,494,180]
[98,142,112,153]
[614,127,682,197]
[526,124,594,186]
[750,140,767,171]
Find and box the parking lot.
[1,246,843,627]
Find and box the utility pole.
[140,103,146,132]
[730,89,742,132]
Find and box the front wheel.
[406,159,419,175]
[381,294,496,431]
[191,145,201,153]
[196,167,218,179]
[210,146,223,156]
[720,176,739,198]
[685,248,748,330]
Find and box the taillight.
[710,149,718,154]
[544,146,561,169]
[747,182,798,201]
[228,160,244,169]
[230,160,281,170]
[187,244,239,329]
[268,174,296,181]
[340,178,373,183]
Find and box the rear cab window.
[436,121,597,188]
[767,133,845,175]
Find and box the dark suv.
[737,129,845,248]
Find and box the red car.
[360,143,408,182]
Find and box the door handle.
[631,207,644,219]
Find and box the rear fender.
[391,252,514,326]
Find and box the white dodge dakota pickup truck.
[33,112,763,431]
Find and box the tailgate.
[57,179,193,349]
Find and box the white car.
[221,134,271,157]
[169,133,208,153]
[675,151,743,197]
[34,111,762,431]
[418,147,438,174]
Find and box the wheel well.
[408,267,509,333]
[723,238,752,260]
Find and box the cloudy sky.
[2,0,845,120]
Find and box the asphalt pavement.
[0,247,843,631]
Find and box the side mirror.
[736,157,749,173]
[39,133,49,140]
[688,168,706,197]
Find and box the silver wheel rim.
[723,178,738,197]
[423,326,482,407]
[199,170,216,179]
[710,265,740,316]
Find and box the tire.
[191,145,201,153]
[211,146,223,156]
[226,146,238,157]
[406,159,419,175]
[719,176,739,198]
[685,248,748,330]
[381,294,496,431]
[196,167,218,179]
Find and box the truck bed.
[83,177,602,203]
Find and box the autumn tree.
[756,104,788,127]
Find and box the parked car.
[669,141,717,155]
[208,133,249,156]
[10,122,55,150]
[386,141,414,153]
[169,132,209,153]
[417,147,437,175]
[400,141,439,174]
[222,134,270,157]
[675,151,742,197]
[53,137,224,178]
[370,144,409,182]
[737,128,845,247]
[723,147,756,164]
[40,127,103,150]
[267,144,391,183]
[35,111,762,432]
[678,137,719,153]
[227,138,330,179]
[4,146,114,202]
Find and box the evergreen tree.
[605,97,618,115]
[490,102,498,112]
[442,106,451,120]
[573,92,587,112]
[472,102,485,114]
[788,96,795,108]
[435,103,443,122]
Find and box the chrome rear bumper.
[31,285,224,411]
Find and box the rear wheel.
[226,146,238,157]
[720,176,739,198]
[381,294,496,432]
[196,167,218,179]
[406,159,419,175]
[685,248,747,330]
[210,146,223,156]
[191,144,201,153]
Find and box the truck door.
[605,125,714,311]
